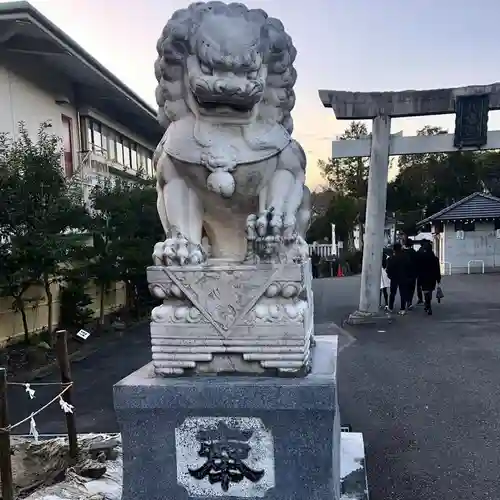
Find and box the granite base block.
[113,339,341,500]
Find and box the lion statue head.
[155,1,298,133]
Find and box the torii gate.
[318,84,500,323]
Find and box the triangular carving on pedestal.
[162,266,282,336]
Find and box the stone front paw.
[283,215,296,243]
[152,237,207,266]
[256,209,284,237]
[269,212,284,236]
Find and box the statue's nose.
[214,79,242,95]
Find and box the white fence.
[309,244,335,258]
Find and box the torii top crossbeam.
[318,83,500,119]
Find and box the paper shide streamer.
[24,383,35,399]
[19,383,75,442]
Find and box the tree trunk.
[15,297,30,345]
[359,222,364,250]
[43,275,54,341]
[125,281,137,319]
[99,282,106,326]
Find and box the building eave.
[0,1,163,143]
[417,192,500,227]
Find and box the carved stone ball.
[170,284,183,298]
[187,307,201,322]
[265,283,281,298]
[284,304,298,319]
[151,284,168,299]
[282,284,299,298]
[174,306,189,321]
[207,170,235,198]
[255,304,268,319]
[152,305,172,322]
[268,304,280,319]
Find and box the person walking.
[386,242,412,315]
[417,241,441,315]
[415,241,428,305]
[380,252,390,310]
[403,239,419,309]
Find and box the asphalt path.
[8,273,500,500]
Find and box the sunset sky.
[8,0,500,188]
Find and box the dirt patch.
[7,434,120,499]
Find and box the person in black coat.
[417,241,441,315]
[415,242,429,304]
[386,242,413,314]
[403,239,419,309]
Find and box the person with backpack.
[417,240,442,315]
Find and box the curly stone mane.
[154,1,298,134]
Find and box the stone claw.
[269,212,284,236]
[152,236,207,266]
[256,212,268,237]
[283,215,296,243]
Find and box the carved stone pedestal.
[114,338,341,500]
[147,261,314,376]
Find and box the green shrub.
[58,280,94,331]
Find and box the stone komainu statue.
[152,1,311,266]
[148,2,313,376]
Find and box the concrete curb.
[315,322,357,353]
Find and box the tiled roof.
[417,192,500,226]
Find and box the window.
[85,117,154,173]
[122,138,131,168]
[116,136,124,165]
[108,131,117,161]
[61,115,74,177]
[101,125,109,156]
[131,143,138,170]
[455,221,475,232]
[87,121,93,151]
[495,219,500,230]
[137,146,146,169]
[92,121,102,154]
[147,154,153,177]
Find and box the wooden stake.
[0,368,14,500]
[55,330,78,460]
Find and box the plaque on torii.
[454,94,489,148]
[318,83,500,322]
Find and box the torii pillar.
[318,84,500,323]
[318,92,391,323]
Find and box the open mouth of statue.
[194,95,255,115]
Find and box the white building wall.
[443,221,500,274]
[0,62,155,189]
[0,63,81,169]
